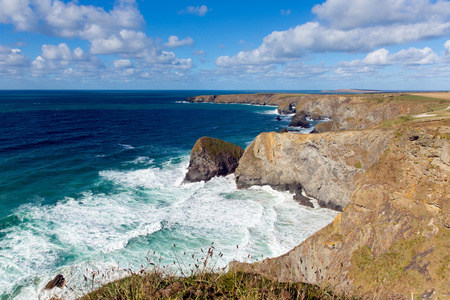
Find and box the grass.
[193,137,244,160]
[54,244,357,300]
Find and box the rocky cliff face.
[231,122,450,299]
[185,137,244,182]
[186,93,432,133]
[235,129,392,210]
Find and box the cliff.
[187,93,443,132]
[187,92,450,298]
[231,121,450,298]
[235,129,392,210]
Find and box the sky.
[0,0,449,90]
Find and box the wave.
[0,154,338,300]
[118,143,135,150]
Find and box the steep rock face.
[289,110,309,128]
[231,123,450,299]
[186,93,433,133]
[185,137,244,182]
[186,93,279,105]
[235,129,392,210]
[295,96,422,133]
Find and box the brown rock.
[44,274,65,289]
[185,137,244,182]
[289,110,309,128]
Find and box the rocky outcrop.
[235,129,392,210]
[186,93,279,105]
[289,111,309,128]
[184,137,244,182]
[231,122,450,299]
[45,274,65,289]
[186,93,436,133]
[277,102,296,114]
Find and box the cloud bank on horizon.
[0,0,449,90]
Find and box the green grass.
[80,270,352,300]
[55,244,357,300]
[194,137,244,160]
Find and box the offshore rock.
[235,129,392,210]
[44,274,65,289]
[185,137,244,182]
[289,110,309,128]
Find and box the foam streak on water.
[0,155,337,299]
[0,91,337,299]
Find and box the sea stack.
[289,110,310,128]
[184,137,244,182]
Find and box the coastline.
[185,91,450,298]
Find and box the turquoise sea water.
[0,91,337,299]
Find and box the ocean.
[0,90,337,299]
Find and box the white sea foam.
[118,143,135,150]
[131,156,154,165]
[257,108,279,115]
[1,155,338,300]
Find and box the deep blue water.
[0,91,336,299]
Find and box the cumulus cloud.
[0,0,193,71]
[0,0,144,40]
[216,0,450,67]
[90,30,148,55]
[113,59,132,69]
[31,43,103,77]
[178,5,209,16]
[444,40,450,60]
[163,36,194,48]
[340,47,439,68]
[312,0,450,30]
[216,21,450,66]
[0,44,30,75]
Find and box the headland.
[186,91,450,298]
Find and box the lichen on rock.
[184,137,244,182]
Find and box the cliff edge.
[232,121,450,299]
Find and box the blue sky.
[0,0,449,90]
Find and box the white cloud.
[0,0,144,40]
[444,40,450,60]
[0,0,193,73]
[90,30,148,55]
[31,43,103,77]
[193,50,207,56]
[340,47,439,68]
[178,5,209,16]
[0,45,30,67]
[0,45,30,75]
[0,0,37,31]
[163,36,194,48]
[312,0,450,30]
[216,21,450,66]
[113,59,132,69]
[216,0,450,67]
[280,9,291,16]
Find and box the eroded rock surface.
[235,129,392,210]
[289,110,309,128]
[231,123,450,299]
[185,137,244,182]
